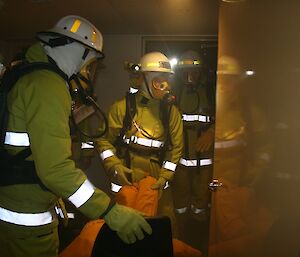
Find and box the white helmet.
[176,50,202,69]
[37,15,104,58]
[140,52,173,74]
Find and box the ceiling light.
[170,58,178,67]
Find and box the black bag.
[91,216,173,257]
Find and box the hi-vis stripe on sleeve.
[162,161,177,171]
[4,132,30,146]
[100,149,114,160]
[68,179,95,208]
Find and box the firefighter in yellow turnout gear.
[0,16,151,257]
[172,50,215,244]
[97,52,183,234]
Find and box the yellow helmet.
[176,50,202,69]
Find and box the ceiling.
[0,0,219,40]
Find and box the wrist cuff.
[99,199,116,219]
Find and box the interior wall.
[95,34,142,112]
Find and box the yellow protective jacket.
[96,92,183,182]
[0,43,111,234]
[175,83,214,159]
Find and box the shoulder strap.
[160,100,173,153]
[120,92,137,139]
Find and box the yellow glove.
[132,168,147,183]
[195,127,215,153]
[113,164,133,185]
[104,203,152,244]
[151,177,167,190]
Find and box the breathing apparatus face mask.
[179,67,201,87]
[69,57,108,139]
[143,72,176,104]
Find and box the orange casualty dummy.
[59,176,202,257]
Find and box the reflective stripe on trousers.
[191,205,206,214]
[0,206,55,226]
[175,207,188,214]
[179,158,212,167]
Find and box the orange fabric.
[115,184,138,209]
[172,239,203,257]
[115,176,158,216]
[59,176,202,257]
[59,219,105,257]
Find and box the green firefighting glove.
[113,164,133,186]
[151,177,167,190]
[104,203,152,244]
[132,168,147,182]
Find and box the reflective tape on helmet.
[68,179,95,208]
[70,19,82,33]
[182,114,210,123]
[100,149,114,160]
[4,132,30,147]
[123,135,164,148]
[81,142,94,149]
[111,182,122,193]
[175,207,188,214]
[179,158,212,167]
[162,161,177,172]
[0,206,54,226]
[214,139,246,149]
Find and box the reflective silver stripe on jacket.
[162,161,177,172]
[100,149,114,160]
[175,207,188,214]
[214,139,246,149]
[68,179,95,208]
[111,182,122,193]
[179,158,212,167]
[182,114,210,123]
[81,142,94,149]
[123,135,164,148]
[4,132,30,147]
[0,206,54,226]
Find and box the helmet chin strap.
[142,72,154,99]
